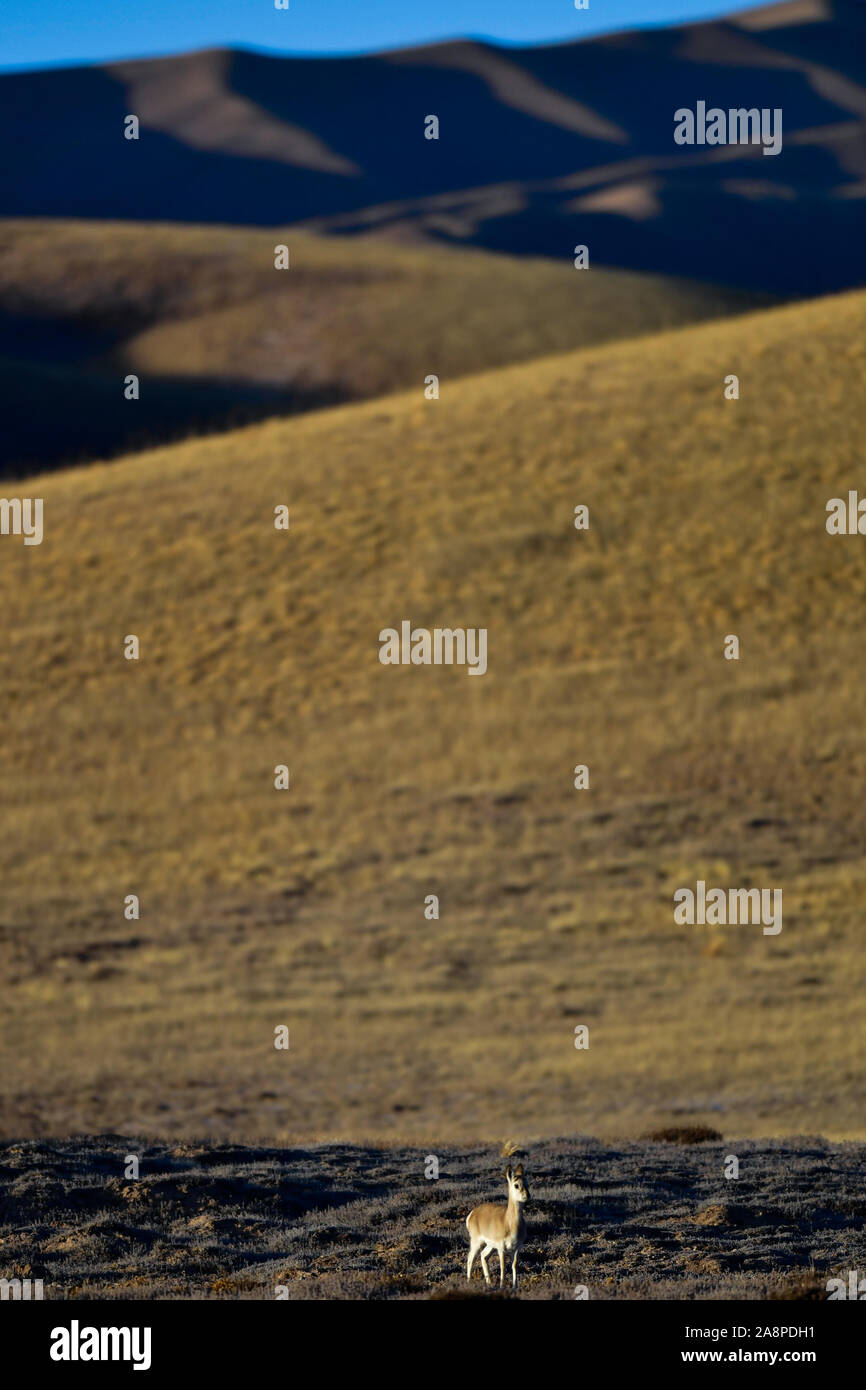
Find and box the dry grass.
[1,288,866,1142]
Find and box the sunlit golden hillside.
[1,288,865,1143]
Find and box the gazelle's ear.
[505,1165,513,1181]
[514,1164,523,1176]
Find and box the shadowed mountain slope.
[1,0,864,292]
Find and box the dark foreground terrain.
[2,1134,864,1299]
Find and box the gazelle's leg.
[480,1244,492,1284]
[512,1248,519,1289]
[498,1247,505,1286]
[467,1238,480,1280]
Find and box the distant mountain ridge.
[2,0,865,292]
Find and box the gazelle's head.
[506,1163,530,1204]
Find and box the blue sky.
[2,0,769,70]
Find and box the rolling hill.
[1,0,864,293]
[0,218,765,474]
[2,287,865,1144]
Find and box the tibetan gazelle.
[466,1164,529,1288]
